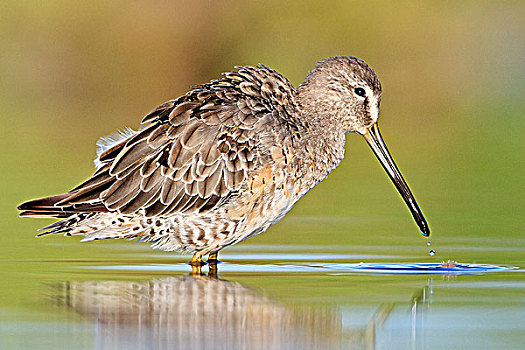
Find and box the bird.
[18,56,430,269]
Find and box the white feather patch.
[94,127,138,169]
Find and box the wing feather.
[46,65,297,219]
[140,165,165,192]
[110,139,153,176]
[101,169,142,207]
[119,180,163,214]
[140,153,162,178]
[160,179,184,205]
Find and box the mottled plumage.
[18,56,429,265]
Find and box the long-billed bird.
[18,56,430,267]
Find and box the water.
[89,261,513,275]
[2,2,525,349]
[1,241,524,350]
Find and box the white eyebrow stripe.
[365,85,374,97]
[369,94,380,122]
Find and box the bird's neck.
[307,122,346,173]
[294,112,346,189]
[291,83,348,189]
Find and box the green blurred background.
[1,0,524,265]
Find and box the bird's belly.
[223,178,307,246]
[156,164,316,253]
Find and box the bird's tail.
[18,194,156,243]
[18,193,75,218]
[18,193,110,236]
[18,193,172,245]
[18,193,108,218]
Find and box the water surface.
[2,241,524,350]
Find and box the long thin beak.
[362,123,430,236]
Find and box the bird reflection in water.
[49,274,434,349]
[50,273,341,349]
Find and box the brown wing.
[55,73,272,217]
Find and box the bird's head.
[298,56,382,134]
[298,56,430,237]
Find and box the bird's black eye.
[354,87,366,97]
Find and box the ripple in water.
[89,261,515,275]
[320,262,514,274]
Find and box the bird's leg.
[189,252,205,265]
[190,264,203,275]
[207,252,220,277]
[189,252,205,266]
[189,252,205,274]
[208,263,218,277]
[207,252,219,264]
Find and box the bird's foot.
[188,253,206,275]
[207,252,220,277]
[188,253,206,271]
[188,252,221,276]
[190,264,203,275]
[206,252,220,265]
[189,253,205,266]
